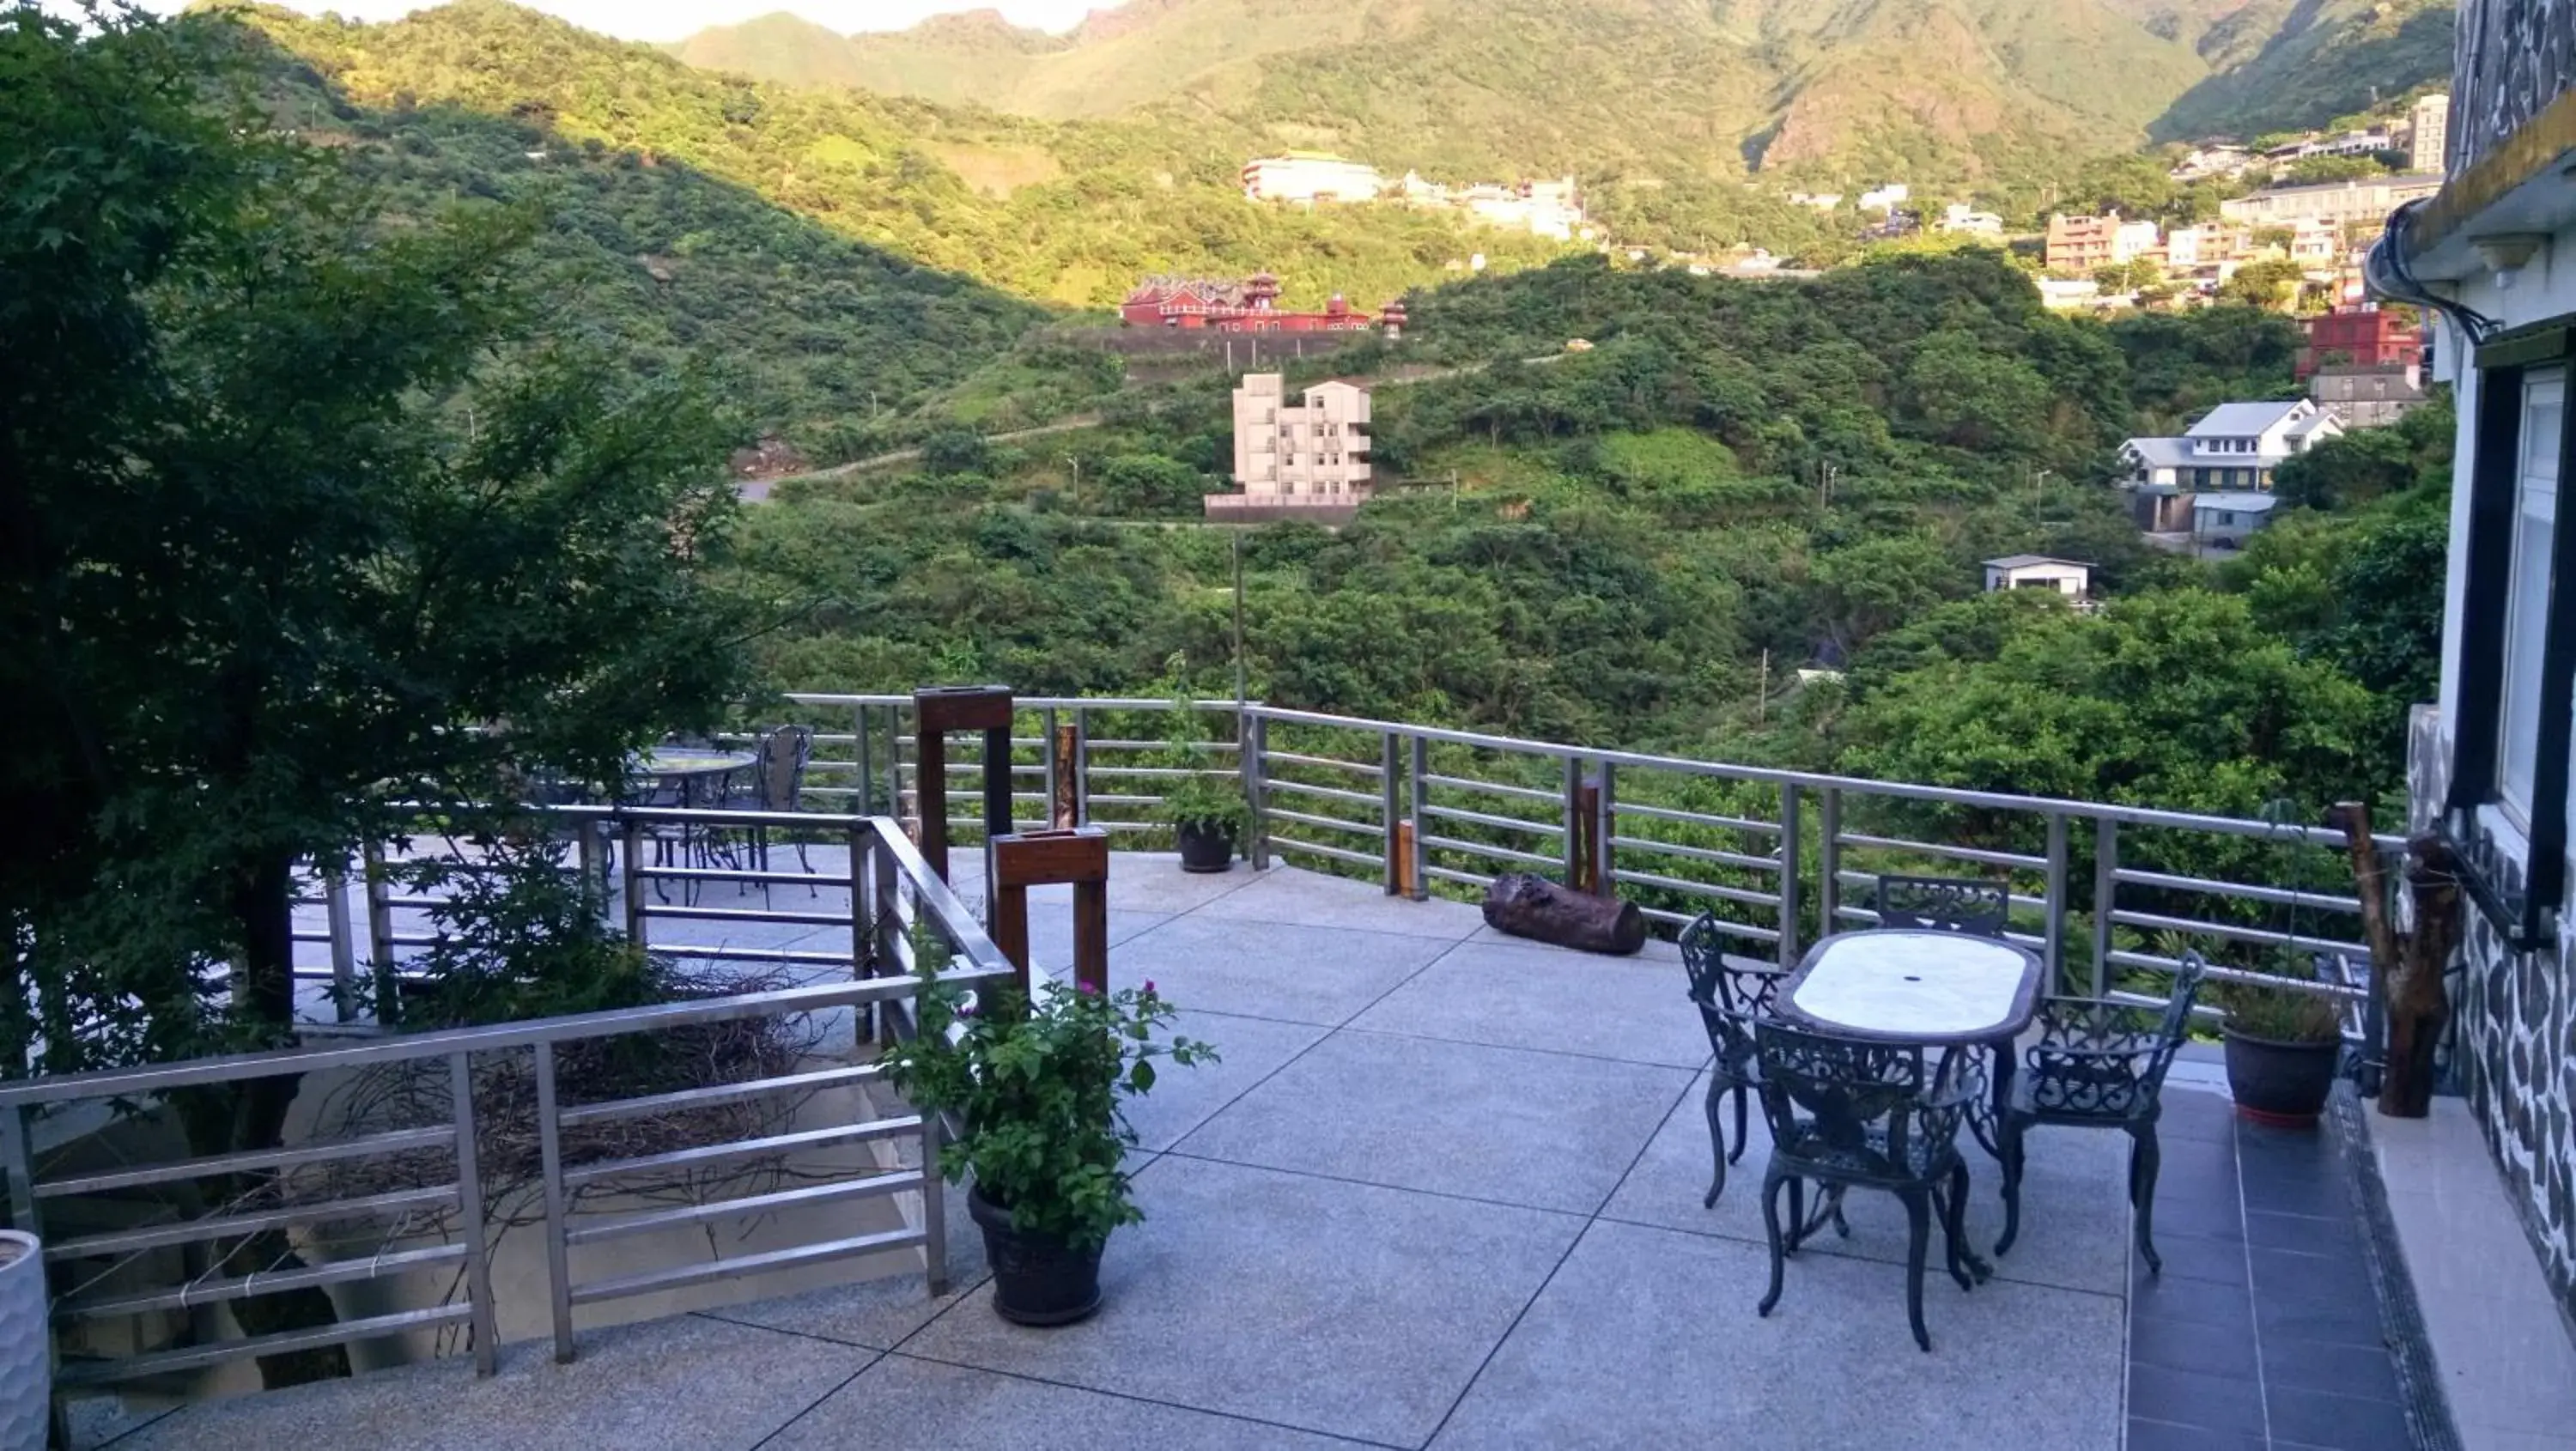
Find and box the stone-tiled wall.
[2408,705,2576,1320]
[2450,0,2576,176]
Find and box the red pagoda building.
[2297,306,2422,379]
[1119,272,1405,336]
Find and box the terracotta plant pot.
[1174,819,1236,873]
[969,1187,1104,1327]
[2223,1028,2340,1126]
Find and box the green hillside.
[2150,0,2453,142]
[245,0,1564,318]
[675,0,2448,203]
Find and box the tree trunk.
[1480,872,1646,955]
[173,854,351,1387]
[2383,833,2460,1119]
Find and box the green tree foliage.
[2219,258,2307,312]
[2272,394,2454,510]
[1,8,752,1372]
[2108,306,2304,428]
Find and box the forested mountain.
[241,1,1559,313]
[677,0,2456,202]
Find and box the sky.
[137,0,1106,43]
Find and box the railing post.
[1243,713,1270,870]
[325,859,358,1024]
[854,703,873,817]
[1,1103,37,1238]
[2044,811,2071,989]
[1594,762,1618,899]
[920,1110,949,1298]
[532,1041,575,1364]
[1777,783,1804,967]
[1407,733,1431,902]
[1381,730,1403,895]
[365,841,397,1023]
[1561,756,1584,884]
[448,1052,499,1376]
[620,819,646,947]
[1817,788,1843,937]
[2090,817,2119,999]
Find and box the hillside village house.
[2361,3,2576,1359]
[2118,398,2342,529]
[1207,373,1372,523]
[1936,203,2002,235]
[2044,211,2160,272]
[2409,90,2451,173]
[2188,489,2277,549]
[2297,304,2425,377]
[2309,362,2429,428]
[1979,555,2091,597]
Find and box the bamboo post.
[1052,723,1080,829]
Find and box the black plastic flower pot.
[2222,1028,2340,1126]
[1174,819,1236,873]
[969,1187,1104,1327]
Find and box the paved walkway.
[113,858,2433,1448]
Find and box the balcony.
[18,697,2556,1449]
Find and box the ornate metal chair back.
[1753,1022,1955,1181]
[757,724,815,810]
[1874,873,2010,938]
[1681,913,1779,1067]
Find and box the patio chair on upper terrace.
[1680,914,1783,1210]
[1753,1020,1981,1352]
[1994,952,2208,1276]
[729,724,816,898]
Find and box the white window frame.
[2493,367,2564,836]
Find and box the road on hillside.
[744,350,1565,498]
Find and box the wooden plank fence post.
[988,828,1112,1002]
[912,685,1014,883]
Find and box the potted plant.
[2215,977,2345,1125]
[1158,768,1249,873]
[879,971,1212,1325]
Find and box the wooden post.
[1052,723,1079,829]
[1394,821,1419,897]
[912,685,1014,883]
[2327,802,2460,1119]
[988,828,1112,1002]
[1571,778,1602,895]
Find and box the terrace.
[12,696,2561,1449]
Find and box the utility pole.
[1231,535,1248,708]
[1064,455,1081,492]
[1758,650,1771,726]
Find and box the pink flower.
[1144,980,1157,994]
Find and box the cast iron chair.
[1753,1020,1983,1352]
[1680,914,1784,1209]
[1876,872,2016,1154]
[739,724,817,896]
[1994,952,2209,1275]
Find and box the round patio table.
[634,747,756,805]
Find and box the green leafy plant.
[880,971,1213,1248]
[1146,658,1249,835]
[2212,977,2346,1043]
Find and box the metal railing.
[772,693,2402,1012]
[3,807,1011,1399]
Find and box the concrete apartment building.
[2308,362,2428,428]
[2408,92,2449,173]
[2044,212,2160,272]
[2221,173,2443,228]
[1241,154,1384,203]
[1209,373,1373,523]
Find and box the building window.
[2446,328,2576,949]
[2495,369,2563,829]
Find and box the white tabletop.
[1787,931,2038,1040]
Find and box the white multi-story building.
[1241,154,1384,203]
[1213,374,1372,520]
[1857,183,1911,212]
[2118,398,2342,529]
[2221,173,2443,228]
[2408,92,2450,173]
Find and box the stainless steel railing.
[4,808,1010,1399]
[772,693,2401,1011]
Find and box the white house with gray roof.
[2117,398,2342,530]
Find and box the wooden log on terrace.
[1481,872,1646,956]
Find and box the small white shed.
[1981,555,2093,598]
